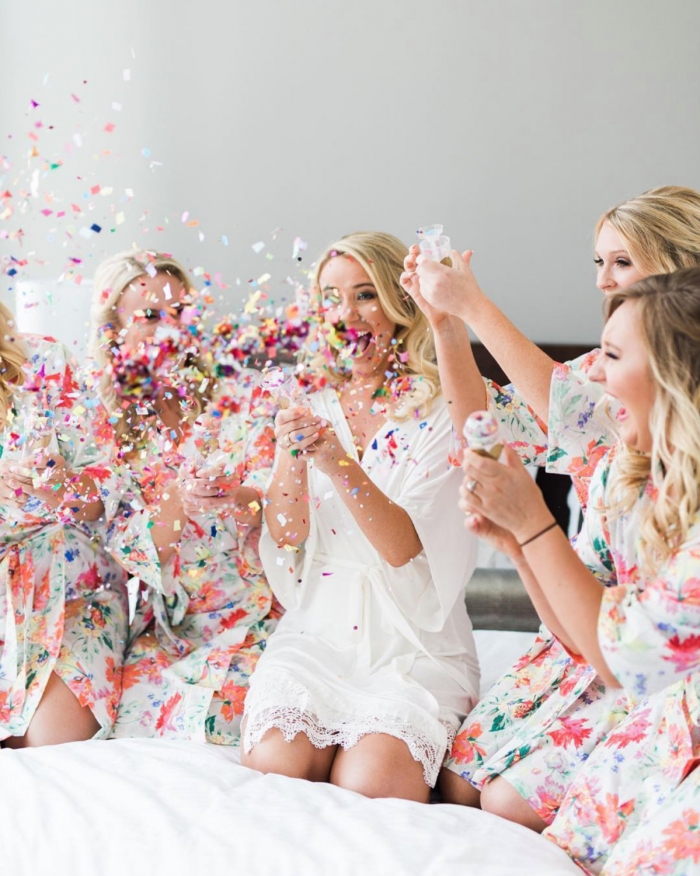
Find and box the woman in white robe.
[242,231,479,801]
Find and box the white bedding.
[0,631,579,876]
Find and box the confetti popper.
[191,413,244,477]
[260,366,308,409]
[463,410,503,460]
[417,224,453,267]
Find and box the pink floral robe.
[104,369,278,744]
[445,356,627,821]
[0,335,128,739]
[543,480,700,874]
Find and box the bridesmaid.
[404,188,700,825]
[458,267,700,873]
[0,302,127,746]
[87,251,277,744]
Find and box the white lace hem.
[244,704,455,787]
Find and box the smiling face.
[116,271,193,354]
[594,221,647,295]
[318,255,397,378]
[589,299,656,452]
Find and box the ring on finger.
[466,478,479,494]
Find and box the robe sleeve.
[380,400,479,632]
[484,378,549,467]
[598,526,700,699]
[545,351,618,506]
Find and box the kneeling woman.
[0,304,127,746]
[242,232,480,802]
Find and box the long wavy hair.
[300,231,439,418]
[605,267,700,571]
[0,301,27,430]
[596,186,700,274]
[88,250,211,443]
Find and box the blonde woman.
[88,251,277,744]
[241,232,480,802]
[404,185,700,504]
[0,302,127,746]
[459,267,700,874]
[412,187,700,825]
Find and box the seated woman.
[460,266,700,873]
[241,231,480,802]
[402,187,700,825]
[87,251,277,744]
[0,302,127,747]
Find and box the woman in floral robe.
[0,303,127,745]
[402,187,700,823]
[86,251,277,745]
[460,267,700,872]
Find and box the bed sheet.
[0,630,580,876]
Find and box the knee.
[23,712,100,747]
[480,778,544,832]
[438,767,481,807]
[331,764,430,803]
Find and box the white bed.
[0,631,580,876]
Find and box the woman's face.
[318,255,397,378]
[589,299,655,452]
[116,271,191,354]
[594,222,647,295]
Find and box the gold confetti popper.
[463,410,503,460]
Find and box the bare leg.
[330,733,431,803]
[480,776,547,832]
[241,724,337,782]
[438,766,482,807]
[3,672,99,749]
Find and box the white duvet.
[0,632,579,876]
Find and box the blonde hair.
[0,301,26,429]
[88,250,209,442]
[596,186,700,275]
[301,231,439,418]
[605,267,700,572]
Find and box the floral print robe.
[105,369,278,744]
[0,335,128,739]
[444,354,625,822]
[543,489,700,874]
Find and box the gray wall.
[2,0,700,352]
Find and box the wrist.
[512,506,555,545]
[516,517,558,548]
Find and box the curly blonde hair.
[605,266,700,571]
[301,231,439,418]
[0,301,27,429]
[88,250,210,443]
[597,186,700,274]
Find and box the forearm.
[519,526,618,686]
[264,455,310,546]
[229,485,263,528]
[149,490,184,567]
[62,472,105,522]
[432,317,488,433]
[328,460,421,567]
[463,297,555,422]
[511,555,580,653]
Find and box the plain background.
[2,0,700,353]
